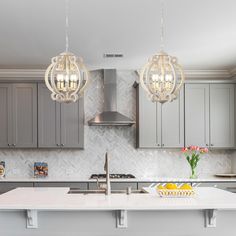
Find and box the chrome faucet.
[96,152,111,195]
[104,152,111,195]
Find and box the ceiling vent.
[103,53,123,58]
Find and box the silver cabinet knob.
[61,144,64,147]
[12,144,16,147]
[206,144,208,146]
[56,144,60,146]
[162,144,164,147]
[7,144,10,147]
[157,144,160,146]
[211,144,214,146]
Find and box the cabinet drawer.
[34,182,88,190]
[0,182,33,194]
[88,182,138,190]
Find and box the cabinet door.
[210,84,234,148]
[38,84,61,147]
[137,86,161,148]
[12,84,37,148]
[185,84,210,147]
[60,98,84,148]
[161,87,184,148]
[0,84,12,147]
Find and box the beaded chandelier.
[45,0,89,103]
[140,0,184,103]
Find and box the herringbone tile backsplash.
[0,70,232,179]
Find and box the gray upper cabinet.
[210,84,234,148]
[12,84,37,148]
[0,84,12,148]
[38,84,61,148]
[61,100,84,148]
[185,84,210,147]
[185,83,235,148]
[0,83,37,148]
[137,85,160,148]
[38,84,84,148]
[136,84,184,148]
[162,87,184,148]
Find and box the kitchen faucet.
[96,152,111,195]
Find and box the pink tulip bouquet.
[182,146,208,179]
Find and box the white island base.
[0,187,236,236]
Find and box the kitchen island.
[0,187,236,236]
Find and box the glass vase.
[190,166,197,179]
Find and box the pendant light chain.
[160,0,165,51]
[65,0,69,52]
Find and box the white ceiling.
[0,0,235,70]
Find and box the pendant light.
[45,0,89,103]
[140,0,185,103]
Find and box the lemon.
[157,185,165,190]
[179,184,192,190]
[165,183,178,190]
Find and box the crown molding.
[0,68,234,80]
[184,69,231,79]
[0,69,45,78]
[135,69,232,80]
[230,67,236,76]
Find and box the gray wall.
[0,71,232,179]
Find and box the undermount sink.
[68,188,147,195]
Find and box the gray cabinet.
[38,84,61,148]
[136,85,184,148]
[38,84,84,148]
[0,84,12,148]
[12,84,37,147]
[185,84,235,148]
[0,83,37,148]
[0,182,33,194]
[88,182,138,190]
[161,88,184,148]
[210,84,234,148]
[185,84,210,147]
[34,182,88,190]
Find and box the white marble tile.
[0,70,232,179]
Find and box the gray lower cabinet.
[88,182,138,190]
[0,182,33,194]
[38,84,84,148]
[34,182,88,190]
[185,84,235,148]
[0,83,37,148]
[136,84,184,148]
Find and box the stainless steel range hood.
[88,69,135,126]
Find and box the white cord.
[65,0,69,52]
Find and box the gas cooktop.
[90,174,136,179]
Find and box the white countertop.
[0,176,236,182]
[0,187,236,210]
